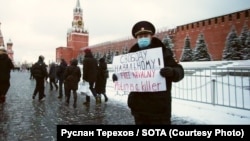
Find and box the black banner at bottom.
[57,125,250,140]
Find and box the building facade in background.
[0,22,14,63]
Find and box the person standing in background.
[49,62,58,91]
[95,57,109,103]
[0,46,14,103]
[57,58,67,99]
[64,59,81,108]
[82,48,98,105]
[31,55,48,101]
[29,64,34,80]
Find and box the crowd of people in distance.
[29,49,109,108]
[0,40,108,108]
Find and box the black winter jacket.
[49,63,57,79]
[57,60,67,81]
[0,52,14,81]
[95,58,108,94]
[31,60,48,79]
[82,55,98,82]
[64,63,81,90]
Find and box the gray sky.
[0,0,249,64]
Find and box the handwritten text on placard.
[112,48,166,92]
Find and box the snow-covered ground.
[174,60,250,124]
[172,99,250,124]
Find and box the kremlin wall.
[88,8,250,62]
[56,1,249,64]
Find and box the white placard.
[112,47,166,92]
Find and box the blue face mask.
[137,37,151,48]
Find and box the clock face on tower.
[78,20,82,26]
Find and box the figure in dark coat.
[57,58,67,98]
[0,46,14,103]
[31,55,48,101]
[49,62,58,91]
[113,21,184,124]
[95,57,109,102]
[64,59,81,108]
[29,64,34,79]
[82,48,98,105]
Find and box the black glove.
[160,67,174,77]
[112,73,118,82]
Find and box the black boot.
[83,96,90,105]
[66,99,69,104]
[56,85,58,91]
[58,84,63,98]
[0,95,6,103]
[50,83,53,91]
[103,93,108,102]
[66,95,70,104]
[58,95,62,99]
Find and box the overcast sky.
[0,0,249,64]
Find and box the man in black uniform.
[113,21,184,124]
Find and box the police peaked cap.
[132,21,155,38]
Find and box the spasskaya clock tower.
[56,0,89,64]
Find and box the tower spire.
[76,0,81,8]
[74,0,82,13]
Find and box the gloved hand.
[112,73,118,82]
[160,67,174,77]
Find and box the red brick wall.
[87,9,250,61]
[174,9,250,61]
[56,47,73,65]
[67,33,89,59]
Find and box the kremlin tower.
[0,22,14,63]
[56,0,89,64]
